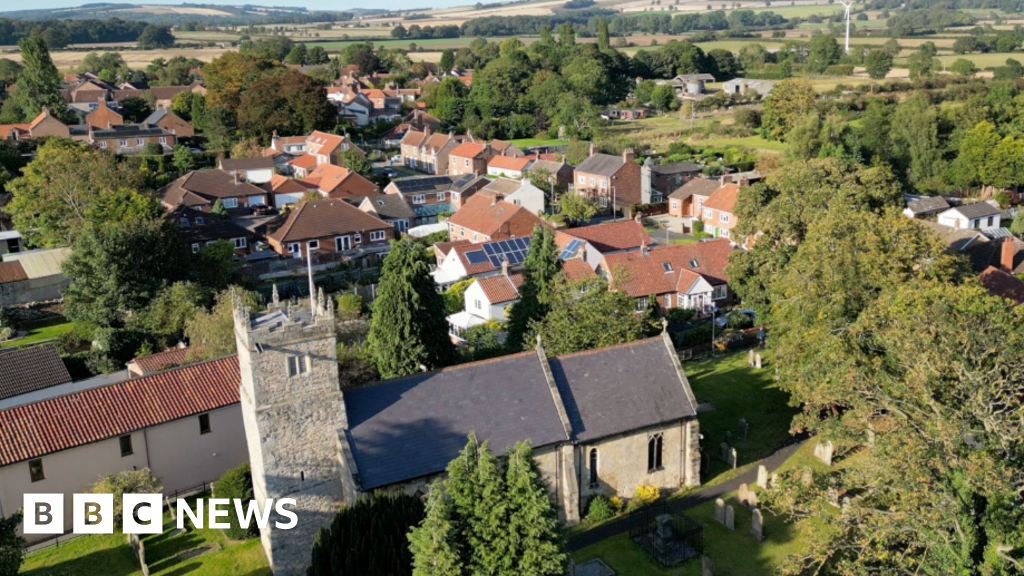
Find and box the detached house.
[668,177,718,220]
[447,265,523,342]
[264,199,393,263]
[573,149,642,213]
[0,108,70,142]
[169,205,254,255]
[144,108,195,138]
[299,164,379,199]
[487,155,534,179]
[599,238,734,314]
[358,194,415,233]
[400,128,466,175]
[700,181,739,240]
[385,174,490,225]
[446,194,548,243]
[84,100,123,130]
[642,159,703,203]
[937,202,1002,231]
[477,178,545,214]
[159,170,269,212]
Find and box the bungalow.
[721,78,776,98]
[598,238,734,314]
[263,174,311,209]
[219,156,276,185]
[299,164,379,199]
[447,266,523,342]
[448,142,496,178]
[903,196,951,219]
[446,193,548,243]
[477,178,546,214]
[168,205,254,255]
[937,202,1002,231]
[573,148,642,213]
[487,154,535,179]
[358,194,416,233]
[264,199,394,263]
[0,108,70,142]
[159,170,269,213]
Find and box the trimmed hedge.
[214,463,257,540]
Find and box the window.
[600,179,607,189]
[100,141,107,148]
[412,195,426,204]
[287,355,310,377]
[720,213,730,223]
[635,296,649,312]
[589,177,596,186]
[987,216,994,227]
[119,435,133,457]
[720,228,730,238]
[437,192,446,202]
[662,262,672,272]
[513,199,521,206]
[336,236,351,251]
[460,227,465,236]
[578,175,586,184]
[703,209,712,219]
[307,240,320,250]
[159,137,166,144]
[647,434,664,472]
[195,217,204,225]
[474,299,482,310]
[179,218,190,227]
[199,413,211,434]
[119,139,128,147]
[222,198,238,209]
[370,230,386,242]
[712,284,727,300]
[29,459,44,482]
[233,237,247,249]
[191,243,200,254]
[287,242,300,254]
[136,138,143,146]
[689,259,698,269]
[665,293,672,308]
[589,449,599,488]
[353,233,362,244]
[473,233,478,242]
[599,197,608,208]
[464,158,470,167]
[671,201,679,210]
[452,192,460,201]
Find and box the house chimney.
[233,171,240,185]
[640,241,649,256]
[107,120,112,129]
[739,175,749,187]
[623,148,635,163]
[1001,236,1015,272]
[424,127,431,139]
[501,257,510,277]
[720,174,732,187]
[589,143,597,157]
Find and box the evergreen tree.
[367,239,456,378]
[505,224,559,351]
[558,23,575,47]
[539,25,554,46]
[10,36,69,122]
[597,18,610,50]
[467,441,510,576]
[504,441,567,576]
[409,486,465,576]
[0,510,24,576]
[440,48,456,73]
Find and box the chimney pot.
[501,258,509,277]
[1001,236,1015,272]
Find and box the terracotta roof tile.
[287,154,318,170]
[265,199,391,243]
[0,261,27,283]
[129,347,194,375]
[447,194,546,239]
[602,238,732,298]
[476,273,523,303]
[563,221,652,253]
[562,259,597,282]
[488,155,534,171]
[0,356,239,466]
[703,183,739,214]
[449,142,487,159]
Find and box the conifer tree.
[409,486,464,576]
[504,441,567,576]
[467,442,511,576]
[505,224,560,351]
[11,36,69,122]
[597,18,610,50]
[367,238,457,378]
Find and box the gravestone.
[655,514,673,544]
[724,430,732,445]
[747,490,758,508]
[738,418,748,440]
[814,441,834,466]
[702,555,714,576]
[728,447,738,469]
[770,473,778,488]
[750,508,765,542]
[755,353,762,369]
[800,467,813,486]
[748,349,755,367]
[866,428,875,447]
[756,465,768,489]
[737,483,750,507]
[720,442,729,461]
[714,498,726,524]
[725,505,735,530]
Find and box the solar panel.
[558,238,583,260]
[465,250,487,264]
[483,243,497,255]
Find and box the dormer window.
[689,259,698,268]
[179,218,189,227]
[662,262,672,272]
[195,217,205,225]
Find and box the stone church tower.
[233,288,345,576]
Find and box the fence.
[628,502,703,567]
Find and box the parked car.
[249,204,273,215]
[715,309,755,329]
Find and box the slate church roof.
[343,335,697,490]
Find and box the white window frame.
[412,194,426,204]
[671,201,679,210]
[599,196,609,208]
[464,158,470,167]
[370,230,386,242]
[437,191,446,202]
[353,233,362,244]
[712,284,727,300]
[578,175,586,184]
[159,137,167,144]
[704,209,712,219]
[474,299,482,310]
[119,139,127,147]
[307,239,320,250]
[136,138,143,146]
[233,237,247,249]
[635,296,649,312]
[191,243,200,254]
[665,293,672,308]
[589,177,596,186]
[222,198,238,209]
[100,141,107,148]
[720,213,730,223]
[336,236,351,251]
[287,242,300,254]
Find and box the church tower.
[233,287,345,576]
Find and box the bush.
[91,468,162,529]
[675,323,713,348]
[144,142,165,156]
[335,293,365,318]
[628,485,661,510]
[824,64,855,76]
[666,307,696,324]
[726,309,753,329]
[692,219,705,235]
[214,463,257,540]
[586,494,615,522]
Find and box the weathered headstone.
[724,430,732,445]
[725,505,735,530]
[738,418,748,439]
[770,473,778,488]
[750,508,765,542]
[800,467,813,486]
[755,353,762,369]
[737,483,749,507]
[714,498,726,524]
[827,487,840,508]
[866,428,875,447]
[748,349,755,367]
[747,490,758,509]
[756,464,768,489]
[728,447,738,469]
[720,441,729,461]
[702,555,714,576]
[814,441,834,466]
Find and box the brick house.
[299,164,379,199]
[400,128,466,175]
[89,124,176,154]
[84,100,123,130]
[700,182,739,240]
[487,154,534,179]
[0,108,70,142]
[358,194,416,233]
[557,220,653,268]
[144,108,195,138]
[572,148,642,213]
[525,159,574,191]
[448,142,497,178]
[262,174,311,209]
[384,174,489,224]
[159,170,269,212]
[168,205,254,255]
[598,238,734,315]
[446,193,547,242]
[263,199,394,262]
[642,159,703,203]
[667,177,718,220]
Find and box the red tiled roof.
[447,194,546,239]
[980,266,1024,304]
[0,261,28,283]
[449,142,487,159]
[434,239,471,257]
[266,199,391,243]
[562,259,597,282]
[703,183,739,214]
[264,174,310,194]
[488,155,534,171]
[300,164,378,197]
[0,356,240,466]
[601,238,733,298]
[563,221,653,254]
[288,154,318,170]
[477,273,523,304]
[129,347,193,375]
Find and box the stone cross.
[720,441,730,462]
[814,441,834,466]
[702,555,714,576]
[748,349,755,367]
[756,464,768,489]
[750,508,765,542]
[738,418,748,440]
[729,447,738,469]
[738,483,749,507]
[755,353,762,369]
[714,498,726,524]
[725,505,735,530]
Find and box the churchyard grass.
[0,318,76,349]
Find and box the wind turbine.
[839,0,853,54]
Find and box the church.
[233,291,703,575]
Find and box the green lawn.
[689,135,787,154]
[1,318,76,349]
[508,137,569,148]
[21,495,272,576]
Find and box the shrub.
[90,468,162,529]
[726,309,753,329]
[586,494,615,522]
[675,323,713,348]
[214,463,257,540]
[666,307,695,324]
[629,485,661,510]
[692,219,705,235]
[609,495,625,511]
[335,293,365,318]
[144,142,165,156]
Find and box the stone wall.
[579,421,691,504]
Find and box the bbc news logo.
[23,494,297,535]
